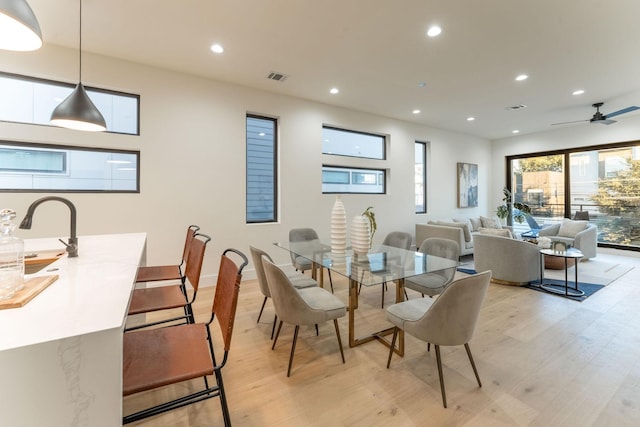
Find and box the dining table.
[274,240,459,356]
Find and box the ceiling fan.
[552,102,640,126]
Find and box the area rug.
[456,258,633,302]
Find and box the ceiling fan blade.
[592,119,617,125]
[606,105,640,118]
[551,119,588,126]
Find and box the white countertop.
[0,233,146,352]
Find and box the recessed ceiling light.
[515,74,528,81]
[330,88,339,94]
[427,26,442,37]
[467,117,475,121]
[412,109,421,114]
[210,43,224,54]
[572,89,585,95]
[512,130,520,134]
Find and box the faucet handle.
[58,238,79,257]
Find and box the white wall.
[0,45,491,283]
[491,116,640,210]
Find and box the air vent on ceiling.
[505,104,527,110]
[267,71,289,82]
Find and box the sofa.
[537,219,597,259]
[473,233,541,285]
[415,216,513,257]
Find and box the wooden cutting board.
[0,275,59,309]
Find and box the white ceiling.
[25,0,640,140]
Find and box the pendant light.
[0,0,42,51]
[50,0,106,132]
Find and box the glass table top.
[275,240,458,286]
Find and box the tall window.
[246,115,277,223]
[0,72,139,135]
[415,141,427,213]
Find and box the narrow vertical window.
[415,141,427,213]
[246,115,277,223]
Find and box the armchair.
[538,219,597,259]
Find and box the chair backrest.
[524,213,541,230]
[249,245,274,298]
[412,271,491,346]
[288,228,320,265]
[180,225,201,267]
[212,248,248,351]
[418,237,460,282]
[381,231,412,250]
[184,233,211,294]
[262,256,312,325]
[573,211,590,220]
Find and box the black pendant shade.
[51,82,106,132]
[50,0,106,132]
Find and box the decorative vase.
[350,215,371,256]
[330,196,347,254]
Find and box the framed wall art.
[457,162,478,208]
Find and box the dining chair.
[359,231,412,308]
[135,224,199,283]
[262,256,346,377]
[249,245,317,338]
[123,248,248,425]
[404,237,460,299]
[386,270,491,408]
[289,228,334,292]
[125,232,210,331]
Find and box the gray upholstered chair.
[359,231,412,308]
[538,219,597,259]
[386,270,492,408]
[289,228,334,292]
[262,256,346,377]
[249,246,317,338]
[404,237,460,299]
[473,233,541,285]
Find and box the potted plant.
[496,187,531,224]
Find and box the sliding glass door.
[508,142,640,250]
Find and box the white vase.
[350,215,371,256]
[331,196,347,254]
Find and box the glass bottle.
[0,209,25,299]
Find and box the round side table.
[538,248,584,297]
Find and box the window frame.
[415,141,427,213]
[246,114,278,224]
[0,140,140,193]
[321,165,386,194]
[321,125,386,160]
[0,71,140,135]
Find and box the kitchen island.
[0,233,146,427]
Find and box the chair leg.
[465,343,482,388]
[386,327,399,368]
[434,345,447,408]
[427,342,430,352]
[214,368,232,426]
[257,297,267,323]
[333,319,345,363]
[287,325,300,377]
[271,315,278,340]
[381,282,385,308]
[315,324,319,336]
[272,321,283,350]
[328,269,334,293]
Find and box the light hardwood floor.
[124,248,640,426]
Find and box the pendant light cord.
[78,0,82,83]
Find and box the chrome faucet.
[19,196,78,257]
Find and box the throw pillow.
[439,221,472,242]
[558,219,588,238]
[480,215,502,229]
[478,227,513,238]
[468,217,482,232]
